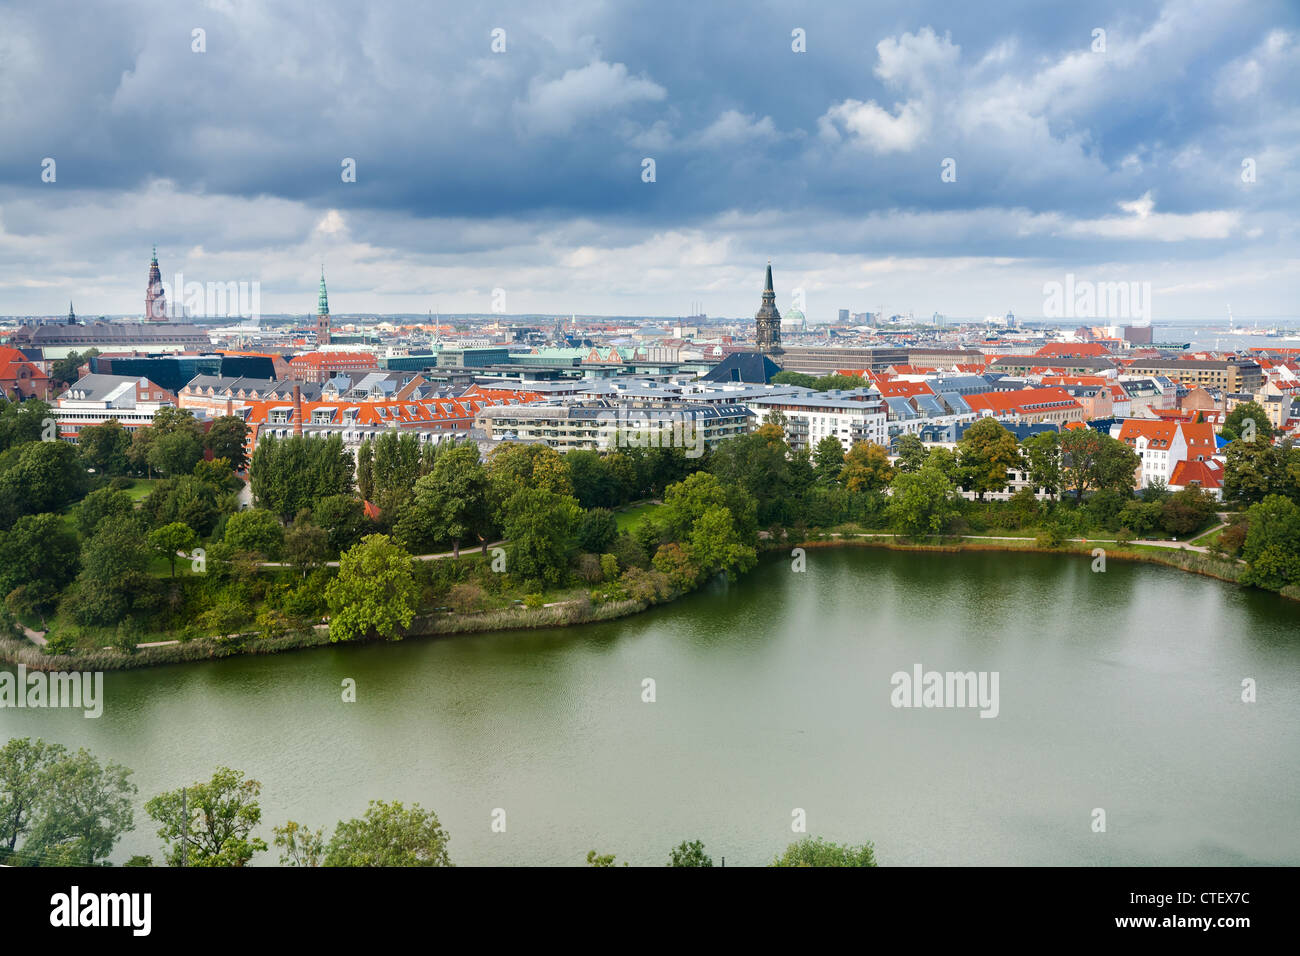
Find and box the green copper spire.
[317,266,329,315]
[151,244,157,263]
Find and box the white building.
[745,389,888,452]
[56,374,175,441]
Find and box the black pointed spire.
[754,261,783,355]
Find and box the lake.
[3,547,1298,866]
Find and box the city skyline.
[1,0,1297,319]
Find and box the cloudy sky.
[1,0,1297,321]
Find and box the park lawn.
[1189,525,1225,548]
[121,478,161,502]
[614,500,663,532]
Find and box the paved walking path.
[820,531,1221,554]
[256,541,506,568]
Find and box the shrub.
[448,583,486,614]
[523,593,544,609]
[1035,526,1064,549]
[771,836,876,867]
[44,631,77,656]
[575,553,603,584]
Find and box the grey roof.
[181,374,323,401]
[60,373,149,403]
[702,352,783,384]
[885,396,922,420]
[11,321,211,346]
[927,374,992,395]
[937,392,972,415]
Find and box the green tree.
[840,441,894,496]
[577,508,618,553]
[771,835,877,867]
[141,475,222,536]
[486,442,574,502]
[668,839,713,867]
[314,494,371,556]
[62,513,153,627]
[49,349,98,386]
[76,486,134,537]
[0,398,54,452]
[812,435,847,482]
[394,443,489,556]
[1221,400,1275,443]
[26,747,136,866]
[0,439,88,524]
[1023,430,1062,499]
[145,407,206,477]
[500,488,583,587]
[1240,495,1300,592]
[273,820,326,867]
[1222,439,1278,505]
[0,512,79,612]
[887,459,959,537]
[324,800,452,867]
[708,428,792,526]
[204,416,249,470]
[250,434,355,519]
[959,418,1023,500]
[688,505,757,580]
[325,534,420,641]
[893,434,928,474]
[77,418,132,475]
[145,767,267,867]
[283,515,330,577]
[812,373,867,391]
[1160,487,1217,537]
[146,521,198,578]
[1061,428,1138,501]
[770,370,816,388]
[566,450,618,509]
[223,508,285,559]
[0,738,66,855]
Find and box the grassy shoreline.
[1,596,653,673]
[783,533,1253,588]
[3,532,1288,672]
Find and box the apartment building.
[744,389,888,452]
[964,387,1085,426]
[1124,358,1264,394]
[474,400,751,455]
[1109,419,1219,489]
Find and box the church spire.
[317,265,329,315]
[316,264,331,345]
[754,260,783,356]
[145,245,167,321]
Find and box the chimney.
[225,397,234,417]
[293,384,303,437]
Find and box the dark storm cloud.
[0,0,1297,316]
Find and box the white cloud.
[818,99,928,153]
[516,59,666,136]
[691,110,778,149]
